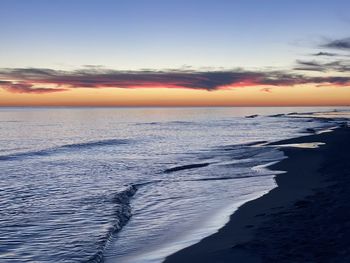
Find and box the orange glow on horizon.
[1,85,350,107]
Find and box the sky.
[0,0,350,106]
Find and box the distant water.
[0,107,348,263]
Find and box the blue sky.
[1,0,349,70]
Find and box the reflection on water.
[0,107,347,263]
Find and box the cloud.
[1,68,278,91]
[0,80,66,94]
[0,67,349,94]
[322,37,350,50]
[260,87,272,93]
[313,52,337,57]
[294,60,327,72]
[294,59,350,73]
[297,60,321,67]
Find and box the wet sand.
[165,126,350,263]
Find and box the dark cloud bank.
[0,37,349,94]
[0,67,349,94]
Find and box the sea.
[0,107,348,263]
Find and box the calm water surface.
[0,107,347,263]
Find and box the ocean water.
[0,107,346,263]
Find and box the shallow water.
[0,107,347,262]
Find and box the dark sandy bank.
[165,127,350,263]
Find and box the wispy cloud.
[0,80,67,94]
[295,37,350,73]
[294,59,350,72]
[0,67,349,94]
[312,52,337,57]
[322,37,350,50]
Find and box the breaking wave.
[86,184,138,263]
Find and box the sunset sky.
[1,0,350,106]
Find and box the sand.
[165,126,350,263]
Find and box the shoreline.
[165,126,350,262]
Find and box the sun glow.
[1,84,349,107]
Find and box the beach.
[2,1,350,261]
[165,125,350,262]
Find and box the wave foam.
[86,185,138,263]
